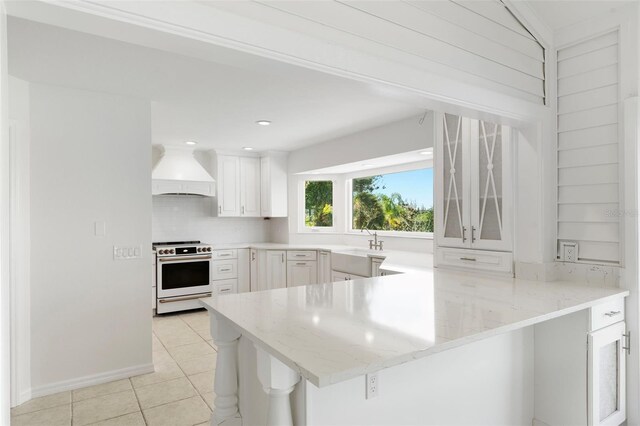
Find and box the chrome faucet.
[362,228,384,251]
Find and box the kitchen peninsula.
[201,270,628,425]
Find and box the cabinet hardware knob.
[471,226,477,242]
[460,257,477,262]
[605,310,621,317]
[623,331,631,355]
[462,227,467,242]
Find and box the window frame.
[345,161,434,239]
[298,176,339,234]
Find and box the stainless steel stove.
[153,241,213,314]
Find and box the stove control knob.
[197,248,202,252]
[169,249,175,254]
[159,250,165,255]
[207,247,212,252]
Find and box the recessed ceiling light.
[361,163,373,167]
[256,120,271,126]
[419,151,431,155]
[243,147,254,151]
[185,141,197,146]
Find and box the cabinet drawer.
[212,249,237,260]
[287,250,317,261]
[436,248,513,274]
[590,298,625,331]
[215,279,237,296]
[211,259,238,280]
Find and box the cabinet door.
[237,249,251,293]
[266,250,287,290]
[240,157,261,217]
[287,261,318,287]
[250,249,258,292]
[332,271,349,282]
[318,251,331,284]
[217,156,240,216]
[436,113,471,248]
[588,321,626,426]
[470,119,512,251]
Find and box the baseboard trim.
[29,363,154,399]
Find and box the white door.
[436,113,471,248]
[470,119,512,251]
[265,250,287,289]
[287,261,318,287]
[318,251,331,284]
[217,155,240,216]
[588,321,626,426]
[240,157,260,217]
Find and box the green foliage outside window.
[352,175,434,233]
[305,180,333,227]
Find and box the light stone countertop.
[201,269,628,387]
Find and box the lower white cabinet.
[436,247,513,275]
[287,261,317,287]
[588,321,626,425]
[371,257,385,277]
[250,249,258,291]
[237,248,250,293]
[534,298,627,426]
[265,250,287,290]
[215,278,237,296]
[318,251,331,284]
[331,270,368,282]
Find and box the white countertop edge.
[201,283,628,388]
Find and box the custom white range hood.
[152,146,215,196]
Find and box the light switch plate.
[114,245,142,260]
[94,221,106,237]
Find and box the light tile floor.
[11,310,217,426]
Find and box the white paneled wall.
[557,31,620,264]
[152,195,270,244]
[219,0,545,104]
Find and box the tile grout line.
[130,377,148,426]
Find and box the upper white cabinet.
[213,152,287,218]
[436,113,512,252]
[215,155,241,217]
[240,157,261,217]
[261,153,288,217]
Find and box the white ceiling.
[7,17,423,152]
[527,0,635,31]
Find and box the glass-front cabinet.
[436,113,512,252]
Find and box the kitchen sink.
[331,249,379,277]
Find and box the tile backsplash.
[152,195,271,244]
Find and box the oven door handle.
[159,255,212,262]
[158,293,212,303]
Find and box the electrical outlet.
[366,372,378,399]
[113,245,142,260]
[560,241,578,262]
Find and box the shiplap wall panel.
[558,203,619,223]
[558,164,619,186]
[557,31,618,61]
[259,0,545,103]
[558,124,617,150]
[557,64,617,96]
[557,104,618,132]
[578,242,619,263]
[558,184,619,204]
[558,85,618,115]
[557,31,620,264]
[406,1,543,60]
[557,45,617,79]
[557,144,618,168]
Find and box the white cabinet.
[435,113,512,252]
[265,250,287,290]
[240,157,261,217]
[260,153,288,217]
[237,248,251,293]
[287,260,318,287]
[331,270,368,282]
[588,321,626,425]
[318,251,331,284]
[214,154,260,217]
[371,257,385,277]
[535,299,627,426]
[211,249,238,295]
[250,249,258,292]
[215,155,240,217]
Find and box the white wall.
[287,115,434,252]
[28,83,152,395]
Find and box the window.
[351,168,433,233]
[304,180,333,228]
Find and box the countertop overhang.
[200,270,628,387]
